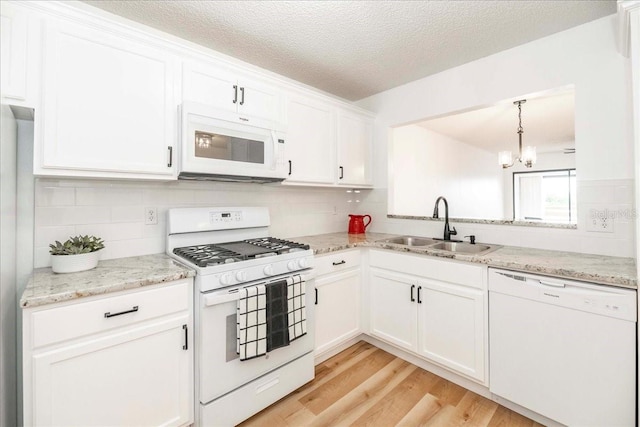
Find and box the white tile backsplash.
[360,180,636,258]
[33,177,636,267]
[76,187,143,206]
[33,179,359,267]
[36,186,75,207]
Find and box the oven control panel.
[210,211,242,223]
[197,252,315,292]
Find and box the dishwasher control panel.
[488,268,637,322]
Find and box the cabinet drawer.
[30,280,191,349]
[369,249,484,289]
[314,250,361,276]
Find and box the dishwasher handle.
[539,279,565,288]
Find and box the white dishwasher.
[489,268,636,427]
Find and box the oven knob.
[287,261,297,271]
[263,265,274,276]
[235,271,247,282]
[220,273,233,286]
[298,258,308,268]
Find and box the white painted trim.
[627,3,640,420]
[617,0,640,56]
[313,335,364,365]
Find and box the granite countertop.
[21,233,636,309]
[21,254,195,308]
[292,232,637,289]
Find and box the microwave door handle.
[271,131,279,169]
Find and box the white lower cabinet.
[23,279,194,427]
[368,250,487,383]
[313,250,362,355]
[416,278,484,380]
[369,269,418,352]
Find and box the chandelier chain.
[517,101,523,134]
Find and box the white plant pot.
[51,250,102,274]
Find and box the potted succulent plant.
[49,235,105,273]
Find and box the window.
[513,169,576,223]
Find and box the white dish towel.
[287,275,307,341]
[236,284,267,361]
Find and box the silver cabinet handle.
[232,85,238,104]
[240,87,245,105]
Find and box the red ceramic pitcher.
[348,214,371,234]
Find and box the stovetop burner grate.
[244,237,310,254]
[173,237,310,268]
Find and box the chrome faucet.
[433,196,457,241]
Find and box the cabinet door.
[0,3,28,101]
[417,278,485,382]
[183,61,238,114]
[32,317,191,427]
[337,109,373,186]
[183,62,283,127]
[284,93,336,184]
[237,75,283,126]
[40,19,177,176]
[368,268,417,352]
[314,269,361,355]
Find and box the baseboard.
[314,335,366,365]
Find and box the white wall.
[33,180,360,268]
[0,105,17,427]
[357,15,635,257]
[391,125,503,219]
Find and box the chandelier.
[498,100,536,168]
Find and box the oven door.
[197,272,315,404]
[180,102,287,181]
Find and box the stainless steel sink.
[429,241,497,254]
[378,236,439,247]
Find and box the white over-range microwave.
[179,102,287,183]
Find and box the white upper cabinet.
[1,1,40,108]
[11,1,374,183]
[37,17,179,179]
[183,60,284,129]
[337,108,373,186]
[0,2,28,101]
[284,91,374,187]
[284,93,336,183]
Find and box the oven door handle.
[203,272,315,307]
[204,292,240,307]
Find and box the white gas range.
[167,207,315,427]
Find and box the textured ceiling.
[417,88,575,154]
[82,1,616,101]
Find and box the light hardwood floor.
[240,341,544,427]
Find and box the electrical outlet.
[586,212,614,233]
[145,207,158,225]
